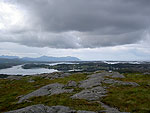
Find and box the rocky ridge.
[5,71,139,113]
[18,83,74,103]
[5,104,95,113]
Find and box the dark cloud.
[0,0,150,48]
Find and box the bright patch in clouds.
[0,1,26,31]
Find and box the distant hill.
[0,55,81,62]
[0,58,22,64]
[0,55,19,59]
[22,56,81,61]
[0,58,23,69]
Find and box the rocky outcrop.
[77,111,96,113]
[103,78,140,87]
[49,73,71,79]
[79,72,139,89]
[79,73,107,89]
[66,80,77,87]
[6,75,22,80]
[71,86,107,101]
[18,83,73,103]
[110,72,125,78]
[5,104,130,113]
[79,77,103,88]
[35,72,71,79]
[5,104,97,113]
[5,104,50,113]
[99,102,130,113]
[9,71,136,113]
[28,78,35,83]
[71,71,135,113]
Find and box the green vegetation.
[5,93,103,112]
[22,63,50,69]
[1,71,150,113]
[22,62,150,73]
[0,72,104,112]
[102,73,150,113]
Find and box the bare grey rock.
[79,72,114,89]
[5,104,49,113]
[34,72,71,79]
[28,78,35,83]
[87,72,112,78]
[6,75,22,80]
[143,72,150,75]
[46,105,76,113]
[5,104,76,113]
[16,95,24,100]
[99,102,130,113]
[18,83,73,103]
[79,76,104,88]
[111,72,125,78]
[103,79,140,87]
[77,110,96,113]
[50,73,71,79]
[71,86,107,101]
[66,80,77,87]
[5,104,98,113]
[88,71,125,79]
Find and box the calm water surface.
[0,62,78,75]
[0,65,58,75]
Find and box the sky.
[0,0,150,61]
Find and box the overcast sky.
[0,0,150,61]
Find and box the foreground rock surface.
[6,71,136,113]
[66,80,77,87]
[103,78,140,87]
[5,104,96,113]
[79,72,139,89]
[99,102,130,113]
[110,72,125,78]
[34,72,71,79]
[18,83,73,103]
[6,75,22,80]
[71,86,107,101]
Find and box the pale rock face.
[6,75,22,80]
[71,86,107,101]
[111,72,125,78]
[66,80,77,87]
[6,71,135,113]
[5,104,96,113]
[103,79,140,87]
[18,83,73,103]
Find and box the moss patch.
[0,73,95,112]
[7,93,103,112]
[102,73,150,113]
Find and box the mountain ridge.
[0,55,81,61]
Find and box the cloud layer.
[0,0,150,48]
